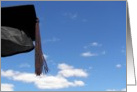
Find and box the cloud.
[43,54,48,59]
[88,67,93,70]
[70,13,77,19]
[116,64,122,68]
[121,46,126,55]
[121,49,126,55]
[90,42,99,46]
[90,42,102,47]
[81,51,105,57]
[106,88,126,91]
[106,89,116,91]
[84,42,102,49]
[43,37,60,43]
[121,88,126,91]
[81,52,98,57]
[63,12,78,20]
[58,63,88,78]
[1,83,14,91]
[82,19,87,22]
[1,63,87,90]
[121,49,125,53]
[73,80,85,86]
[43,54,56,65]
[101,51,106,55]
[19,63,31,68]
[48,60,56,65]
[83,42,105,57]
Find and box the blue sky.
[1,1,126,91]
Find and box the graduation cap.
[1,5,48,75]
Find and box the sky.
[1,1,126,91]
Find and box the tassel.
[35,18,48,76]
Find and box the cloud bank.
[1,83,14,91]
[1,63,88,90]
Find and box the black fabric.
[2,5,36,40]
[1,5,48,75]
[1,26,34,57]
[1,5,36,57]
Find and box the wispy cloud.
[19,63,31,68]
[1,83,14,91]
[121,46,126,55]
[116,64,122,68]
[84,42,102,49]
[106,89,116,91]
[90,42,100,46]
[81,52,98,57]
[106,88,126,91]
[43,54,48,59]
[88,66,93,70]
[82,19,88,22]
[121,49,125,53]
[63,12,78,20]
[48,60,56,65]
[82,42,105,57]
[101,51,106,55]
[43,54,56,65]
[43,37,60,43]
[121,88,126,91]
[63,12,88,22]
[1,63,87,90]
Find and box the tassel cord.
[35,18,48,75]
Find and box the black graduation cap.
[1,5,48,75]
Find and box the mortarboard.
[1,5,48,76]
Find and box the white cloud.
[90,42,99,46]
[58,63,73,70]
[81,52,98,57]
[84,42,102,49]
[90,42,102,47]
[121,88,126,91]
[1,63,87,90]
[73,80,85,86]
[106,88,126,91]
[81,51,105,57]
[116,64,122,68]
[83,42,104,57]
[1,83,14,91]
[43,54,48,59]
[19,63,31,68]
[58,63,88,78]
[106,89,117,91]
[1,69,19,77]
